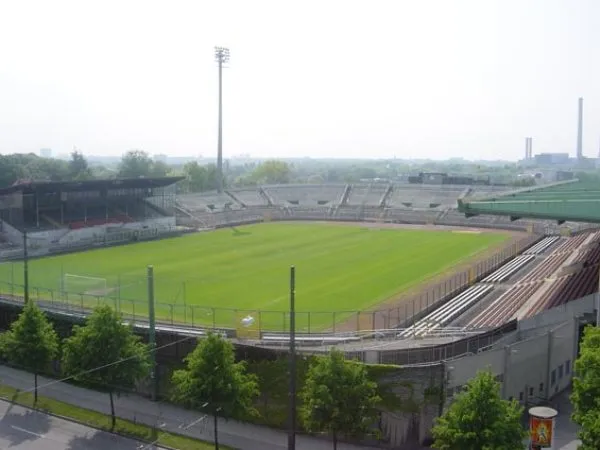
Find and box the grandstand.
[264,184,346,207]
[0,178,181,254]
[345,183,389,206]
[175,183,559,233]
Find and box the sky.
[1,0,599,161]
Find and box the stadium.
[0,176,598,445]
[0,176,596,335]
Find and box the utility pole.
[23,231,29,304]
[214,46,230,194]
[288,266,297,450]
[147,265,157,401]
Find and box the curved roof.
[0,177,184,196]
[458,180,600,223]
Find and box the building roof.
[0,177,184,196]
[458,180,600,223]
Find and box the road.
[0,398,165,449]
[0,365,377,449]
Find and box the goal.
[61,273,109,296]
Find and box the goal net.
[61,274,109,297]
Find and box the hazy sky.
[1,0,599,161]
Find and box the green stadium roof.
[458,180,600,223]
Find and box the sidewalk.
[551,388,581,450]
[0,365,377,450]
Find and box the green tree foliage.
[301,350,381,450]
[0,302,59,403]
[251,357,289,418]
[249,160,292,184]
[171,333,258,450]
[68,151,93,180]
[61,305,150,430]
[571,325,600,449]
[431,370,526,450]
[182,162,219,192]
[117,150,157,178]
[151,160,171,177]
[0,153,71,187]
[511,177,536,187]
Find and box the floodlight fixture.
[214,46,230,64]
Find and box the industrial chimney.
[577,97,584,160]
[524,137,533,160]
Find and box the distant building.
[408,172,490,186]
[534,153,570,165]
[556,170,575,181]
[39,148,52,158]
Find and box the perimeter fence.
[0,233,540,334]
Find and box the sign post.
[529,406,558,449]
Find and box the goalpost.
[61,273,109,297]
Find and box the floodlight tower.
[214,46,230,193]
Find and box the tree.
[249,160,292,184]
[171,333,258,450]
[512,177,536,187]
[1,302,59,404]
[117,150,155,178]
[151,160,170,177]
[431,370,526,450]
[301,350,380,450]
[571,325,600,449]
[182,162,219,192]
[61,305,150,429]
[68,151,92,180]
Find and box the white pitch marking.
[10,425,45,438]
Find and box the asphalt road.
[0,398,165,450]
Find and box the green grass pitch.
[0,223,509,331]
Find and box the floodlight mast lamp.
[215,46,230,194]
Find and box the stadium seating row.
[176,183,512,213]
[481,255,536,283]
[458,230,600,328]
[466,281,545,329]
[399,284,495,337]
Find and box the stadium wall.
[447,316,578,403]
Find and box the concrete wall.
[447,317,579,408]
[0,220,22,245]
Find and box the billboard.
[530,415,554,448]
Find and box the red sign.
[530,416,553,447]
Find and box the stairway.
[379,184,393,207]
[339,184,351,206]
[225,190,245,207]
[258,187,275,206]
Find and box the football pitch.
[0,222,509,331]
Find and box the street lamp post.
[214,46,230,194]
[23,231,29,304]
[288,266,297,450]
